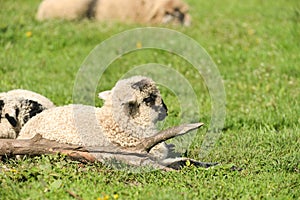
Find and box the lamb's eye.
[143,97,153,104]
[143,94,157,105]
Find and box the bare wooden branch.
[133,122,204,152]
[0,135,174,170]
[0,123,211,170]
[0,134,95,162]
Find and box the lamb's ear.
[98,90,111,100]
[131,79,150,91]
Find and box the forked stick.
[0,123,207,170]
[133,122,204,152]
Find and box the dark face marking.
[86,0,98,19]
[162,100,168,114]
[5,107,19,127]
[144,93,168,121]
[0,100,4,110]
[22,100,45,124]
[157,99,168,121]
[5,112,18,127]
[143,93,157,106]
[174,8,185,23]
[125,101,140,118]
[0,100,4,122]
[164,8,185,24]
[131,79,151,91]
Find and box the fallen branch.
[0,123,216,170]
[0,134,96,162]
[133,122,204,152]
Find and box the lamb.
[36,0,191,26]
[18,76,170,159]
[0,89,55,139]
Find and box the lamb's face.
[159,0,191,26]
[99,76,168,129]
[130,77,168,123]
[0,98,46,135]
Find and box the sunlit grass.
[0,0,299,199]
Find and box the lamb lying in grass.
[18,76,169,159]
[0,89,55,139]
[36,0,191,26]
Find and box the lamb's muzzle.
[158,100,168,121]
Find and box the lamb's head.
[99,76,168,131]
[1,97,46,135]
[153,0,191,26]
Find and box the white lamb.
[18,76,169,159]
[0,89,55,139]
[36,0,191,26]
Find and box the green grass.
[0,0,299,199]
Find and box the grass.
[0,0,299,199]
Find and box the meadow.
[0,0,299,199]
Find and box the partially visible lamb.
[18,76,169,159]
[36,0,95,21]
[36,0,191,26]
[0,89,55,139]
[0,89,55,109]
